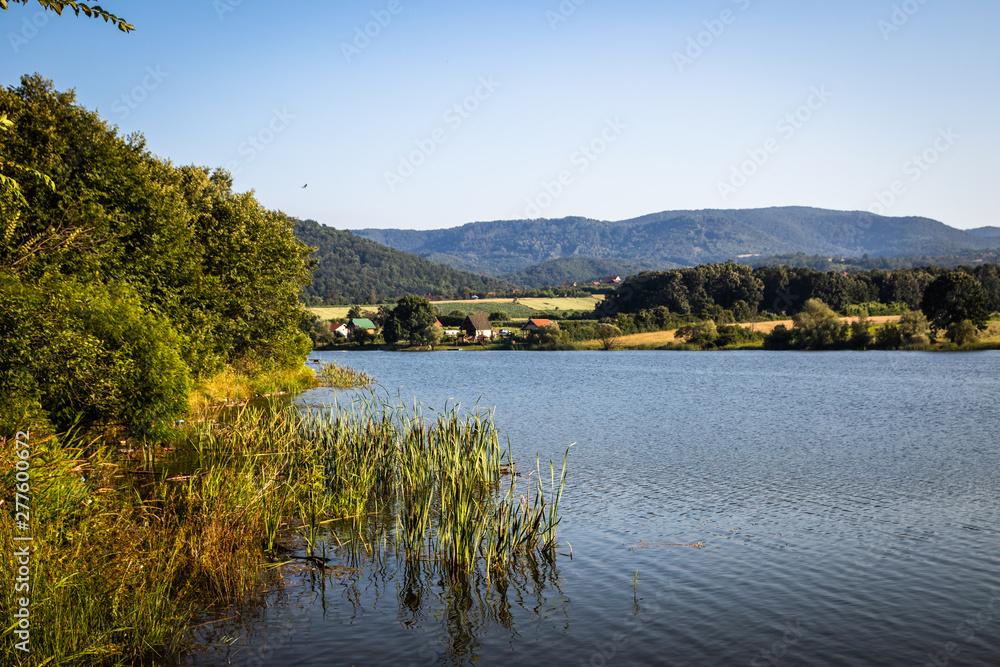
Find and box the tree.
[946,320,978,347]
[388,295,436,346]
[346,305,363,320]
[594,323,622,350]
[792,298,847,349]
[921,271,989,337]
[675,320,718,349]
[424,324,444,349]
[1,1,134,32]
[529,323,563,349]
[849,311,872,349]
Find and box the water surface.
[187,351,1000,666]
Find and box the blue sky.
[2,0,998,231]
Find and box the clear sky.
[3,0,998,231]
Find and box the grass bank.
[0,367,567,666]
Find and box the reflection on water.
[182,351,1000,666]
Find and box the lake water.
[185,351,1000,666]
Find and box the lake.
[184,351,1000,666]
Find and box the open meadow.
[309,296,605,322]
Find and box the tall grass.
[316,361,374,388]
[0,393,568,665]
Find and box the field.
[309,296,605,322]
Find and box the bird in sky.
[302,184,308,188]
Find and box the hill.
[294,219,512,304]
[500,257,673,288]
[353,207,998,275]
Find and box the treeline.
[747,250,1000,272]
[1,75,313,436]
[295,219,512,304]
[599,262,1000,321]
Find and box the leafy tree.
[346,305,363,320]
[425,324,444,349]
[921,272,990,336]
[594,323,622,350]
[489,311,507,322]
[387,295,436,346]
[529,323,563,349]
[790,299,847,350]
[675,320,719,349]
[946,320,978,347]
[874,324,903,350]
[849,311,873,350]
[0,1,134,32]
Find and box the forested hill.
[353,207,998,275]
[500,256,673,288]
[294,219,512,303]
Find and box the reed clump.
[0,393,568,665]
[316,361,374,388]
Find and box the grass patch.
[189,366,319,413]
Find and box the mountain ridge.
[353,207,996,275]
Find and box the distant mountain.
[294,220,511,304]
[968,226,1000,240]
[501,257,673,288]
[353,207,997,275]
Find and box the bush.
[946,319,979,347]
[0,273,191,437]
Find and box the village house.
[520,318,553,332]
[460,312,493,341]
[346,318,376,339]
[333,323,350,338]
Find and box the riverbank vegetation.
[0,391,567,665]
[0,75,314,438]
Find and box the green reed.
[0,391,568,666]
[316,361,375,388]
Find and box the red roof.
[528,318,552,326]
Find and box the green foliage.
[849,311,873,349]
[294,219,511,304]
[716,324,766,348]
[0,273,190,436]
[921,271,990,336]
[675,320,719,349]
[594,323,622,350]
[946,319,979,346]
[501,256,669,288]
[528,323,564,349]
[385,295,437,346]
[0,75,314,433]
[0,0,134,32]
[792,299,848,350]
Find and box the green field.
[309,296,604,322]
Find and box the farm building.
[520,318,553,332]
[461,313,493,340]
[347,318,376,339]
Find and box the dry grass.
[189,366,318,413]
[308,306,377,321]
[433,296,604,311]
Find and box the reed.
[0,391,568,665]
[316,361,374,388]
